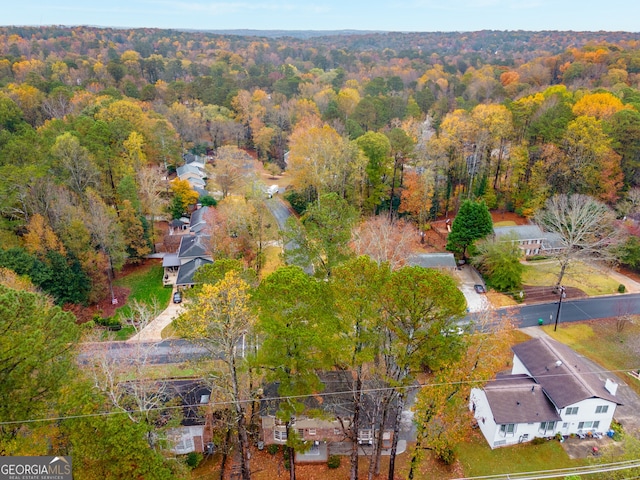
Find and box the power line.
[454,458,640,479]
[1,364,638,426]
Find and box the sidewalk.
[126,294,183,343]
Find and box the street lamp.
[553,286,566,332]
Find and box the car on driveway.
[474,284,486,294]
[173,291,182,304]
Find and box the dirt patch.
[62,260,154,323]
[491,211,529,225]
[522,285,588,305]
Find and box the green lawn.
[110,261,172,340]
[522,260,620,295]
[458,432,582,477]
[493,220,517,227]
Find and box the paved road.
[86,294,640,365]
[487,293,640,327]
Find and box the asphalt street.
[483,293,640,328]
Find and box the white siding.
[558,398,616,435]
[511,356,532,376]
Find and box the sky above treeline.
[5,0,640,33]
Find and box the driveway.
[454,264,490,313]
[127,290,183,343]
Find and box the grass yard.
[457,430,581,477]
[260,245,283,279]
[110,261,172,340]
[493,220,518,227]
[522,260,620,296]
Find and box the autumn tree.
[119,199,151,263]
[212,145,250,198]
[85,189,127,301]
[534,194,622,287]
[399,170,434,227]
[446,200,493,259]
[330,256,389,480]
[284,192,358,277]
[169,178,199,218]
[51,132,98,197]
[351,216,416,270]
[254,266,336,480]
[175,271,255,480]
[408,314,514,476]
[472,233,524,293]
[356,131,392,213]
[0,285,80,452]
[378,266,467,480]
[286,122,363,201]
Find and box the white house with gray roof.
[493,225,565,257]
[470,337,621,448]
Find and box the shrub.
[436,447,457,465]
[531,436,546,445]
[267,444,280,455]
[327,455,341,469]
[618,284,626,293]
[611,420,623,440]
[185,452,203,469]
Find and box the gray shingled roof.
[494,225,544,241]
[407,253,457,269]
[260,371,398,430]
[176,257,213,286]
[177,164,205,178]
[178,235,211,259]
[512,338,622,409]
[483,374,561,424]
[162,253,181,268]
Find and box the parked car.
[173,291,182,303]
[474,284,486,294]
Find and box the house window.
[308,428,316,436]
[334,428,341,435]
[595,405,609,414]
[539,421,556,434]
[298,429,304,437]
[578,421,599,430]
[565,407,578,415]
[274,429,287,441]
[499,424,515,437]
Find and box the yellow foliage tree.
[572,91,632,120]
[170,178,199,212]
[23,214,66,258]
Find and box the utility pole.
[554,286,566,332]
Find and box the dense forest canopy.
[2,26,640,304]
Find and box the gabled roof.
[165,379,212,426]
[512,338,622,409]
[189,206,210,227]
[408,253,457,269]
[186,177,206,188]
[178,234,211,259]
[260,371,397,429]
[176,257,213,286]
[494,225,545,241]
[483,374,561,424]
[177,164,206,179]
[190,206,211,234]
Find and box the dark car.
[173,291,182,304]
[474,284,486,294]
